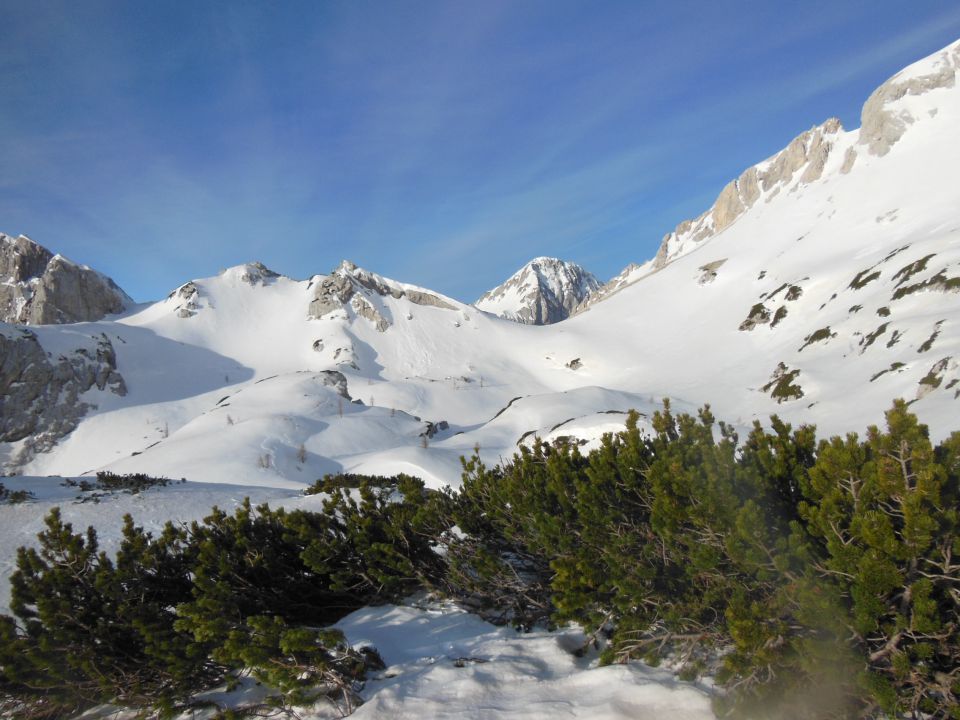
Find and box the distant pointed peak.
[476,256,601,325]
[219,262,282,286]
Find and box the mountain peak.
[219,261,282,286]
[0,232,131,325]
[476,257,602,325]
[859,38,960,156]
[308,260,458,330]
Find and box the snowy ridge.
[581,38,960,311]
[476,256,602,324]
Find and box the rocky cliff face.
[476,257,602,325]
[0,233,132,325]
[0,324,126,471]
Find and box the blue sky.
[2,1,960,303]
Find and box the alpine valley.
[2,38,960,720]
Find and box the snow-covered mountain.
[475,256,602,324]
[2,38,960,718]
[0,233,132,324]
[2,38,959,487]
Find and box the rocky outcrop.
[0,324,126,471]
[859,41,959,156]
[405,289,456,309]
[476,257,602,325]
[240,262,279,285]
[1,233,132,325]
[223,262,281,286]
[308,260,456,330]
[315,369,351,399]
[351,295,390,332]
[171,282,201,318]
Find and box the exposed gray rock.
[172,282,201,318]
[351,295,390,332]
[0,324,126,471]
[712,180,746,233]
[404,289,456,310]
[860,42,959,156]
[420,419,450,439]
[0,234,50,283]
[316,369,350,399]
[308,260,457,328]
[309,272,356,318]
[799,125,834,183]
[697,259,727,285]
[233,262,280,286]
[1,233,131,325]
[840,147,858,174]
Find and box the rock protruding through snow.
[308,260,457,331]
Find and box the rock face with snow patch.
[476,257,602,325]
[0,323,126,471]
[308,260,456,331]
[171,282,201,318]
[0,233,132,325]
[860,41,959,156]
[651,118,844,272]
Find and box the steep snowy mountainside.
[476,257,602,324]
[564,39,960,436]
[0,233,132,324]
[581,39,960,312]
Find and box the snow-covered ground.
[1,479,716,720]
[338,603,714,720]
